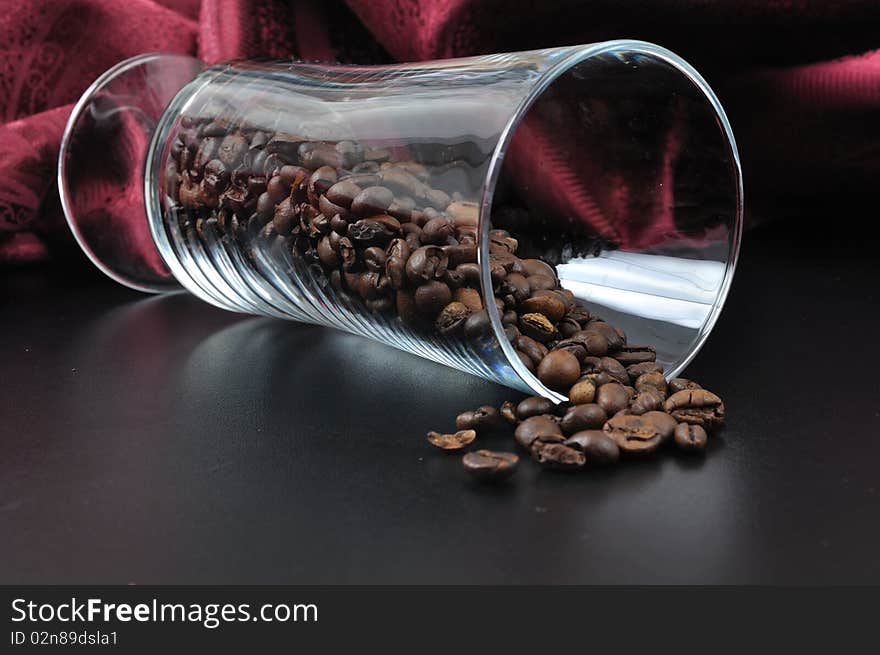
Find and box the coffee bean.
[272,198,297,235]
[266,174,289,204]
[406,246,448,284]
[414,280,452,315]
[252,191,273,218]
[537,350,581,392]
[427,429,476,451]
[456,405,502,432]
[514,415,562,449]
[585,321,624,350]
[644,411,678,438]
[627,362,664,382]
[500,400,518,425]
[333,236,355,272]
[364,147,392,163]
[436,301,470,335]
[445,201,479,226]
[519,295,564,323]
[351,186,393,216]
[557,316,581,338]
[190,137,218,177]
[318,194,350,221]
[668,378,702,394]
[395,289,419,325]
[351,215,400,243]
[454,262,479,283]
[387,197,416,222]
[443,268,465,288]
[354,271,384,300]
[595,383,632,415]
[516,350,535,372]
[521,259,556,279]
[515,335,548,366]
[462,450,519,482]
[629,390,664,415]
[326,179,362,208]
[674,423,708,452]
[553,340,587,362]
[567,379,596,405]
[366,295,393,314]
[551,400,575,418]
[202,159,229,197]
[490,252,517,277]
[308,166,338,200]
[217,134,248,168]
[335,140,364,168]
[531,441,586,470]
[522,274,551,292]
[634,371,667,397]
[501,310,518,326]
[352,161,379,174]
[463,310,492,339]
[582,357,628,385]
[613,344,656,366]
[349,174,382,192]
[328,213,349,234]
[442,245,476,270]
[316,236,340,267]
[246,171,267,198]
[519,313,558,343]
[604,412,675,454]
[578,331,609,356]
[424,188,451,210]
[502,273,530,304]
[363,246,387,273]
[383,239,410,289]
[564,430,620,465]
[301,143,343,169]
[559,403,607,434]
[664,389,725,430]
[489,262,508,284]
[453,287,483,312]
[515,396,555,420]
[279,164,309,191]
[457,226,477,244]
[504,324,521,342]
[421,217,454,245]
[379,166,424,198]
[264,152,289,177]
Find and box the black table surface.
[2,219,879,584]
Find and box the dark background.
[2,212,879,584]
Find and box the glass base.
[58,53,203,293]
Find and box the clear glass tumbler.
[59,41,742,400]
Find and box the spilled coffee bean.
[456,405,502,432]
[564,430,620,466]
[427,429,476,451]
[674,423,708,452]
[665,389,725,430]
[462,450,519,482]
[531,441,586,470]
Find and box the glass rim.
[476,39,744,400]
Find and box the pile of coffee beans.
[164,123,604,349]
[431,367,724,481]
[163,120,727,482]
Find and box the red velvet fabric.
[2,0,879,265]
